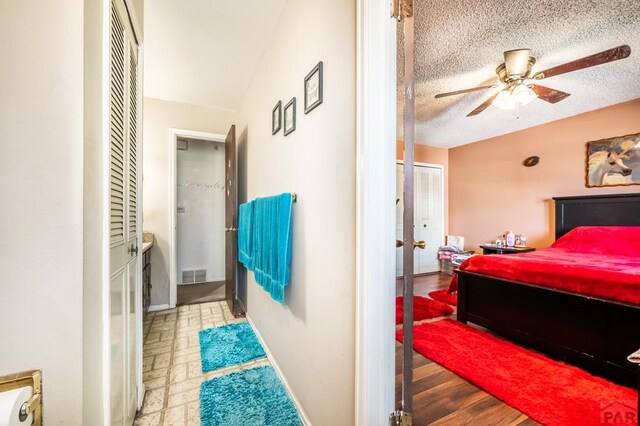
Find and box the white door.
[396,163,444,276]
[110,0,141,424]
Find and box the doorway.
[175,136,226,305]
[169,129,227,307]
[396,162,444,276]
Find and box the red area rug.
[395,296,453,325]
[428,289,457,306]
[396,319,637,426]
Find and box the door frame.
[168,128,227,308]
[396,161,446,275]
[355,0,397,424]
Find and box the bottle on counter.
[506,231,515,247]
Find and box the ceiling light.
[512,83,538,106]
[492,89,516,110]
[492,83,538,110]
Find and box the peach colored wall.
[449,99,640,251]
[397,141,450,234]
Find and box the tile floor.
[135,302,271,425]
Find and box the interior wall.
[142,97,236,306]
[0,0,84,422]
[236,0,357,423]
[449,99,640,251]
[397,141,449,235]
[176,139,226,283]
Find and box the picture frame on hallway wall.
[284,97,296,136]
[304,61,323,114]
[586,132,640,188]
[272,101,282,135]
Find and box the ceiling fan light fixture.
[512,83,538,106]
[492,89,516,110]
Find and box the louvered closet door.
[110,0,141,424]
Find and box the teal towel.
[238,201,254,269]
[238,193,293,304]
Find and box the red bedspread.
[453,226,640,306]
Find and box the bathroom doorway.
[172,131,227,306]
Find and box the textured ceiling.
[144,0,287,111]
[399,0,640,147]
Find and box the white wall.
[237,0,357,423]
[0,0,84,422]
[177,139,226,283]
[142,98,236,305]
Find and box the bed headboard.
[553,193,640,239]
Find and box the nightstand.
[480,244,536,255]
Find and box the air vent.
[181,268,207,284]
[181,270,195,284]
[194,269,207,283]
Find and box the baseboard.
[147,304,171,313]
[246,314,313,426]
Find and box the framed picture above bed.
[586,132,640,187]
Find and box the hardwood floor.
[395,273,539,425]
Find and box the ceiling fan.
[435,45,631,117]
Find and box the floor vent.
[181,268,207,284]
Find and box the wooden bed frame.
[456,193,640,389]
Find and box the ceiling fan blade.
[435,85,495,98]
[531,85,571,103]
[504,49,532,76]
[466,93,499,117]
[535,45,631,79]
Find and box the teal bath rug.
[199,322,266,372]
[200,366,302,426]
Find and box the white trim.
[245,315,313,426]
[169,128,227,308]
[101,1,112,424]
[147,304,172,313]
[135,40,145,410]
[355,0,397,425]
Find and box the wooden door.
[224,125,239,315]
[395,0,416,418]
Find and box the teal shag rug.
[199,322,266,372]
[200,366,302,426]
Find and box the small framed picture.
[272,101,282,135]
[284,97,296,136]
[304,61,323,114]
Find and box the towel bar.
[291,193,297,202]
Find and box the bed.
[455,193,640,388]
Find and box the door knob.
[225,227,238,232]
[396,240,426,249]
